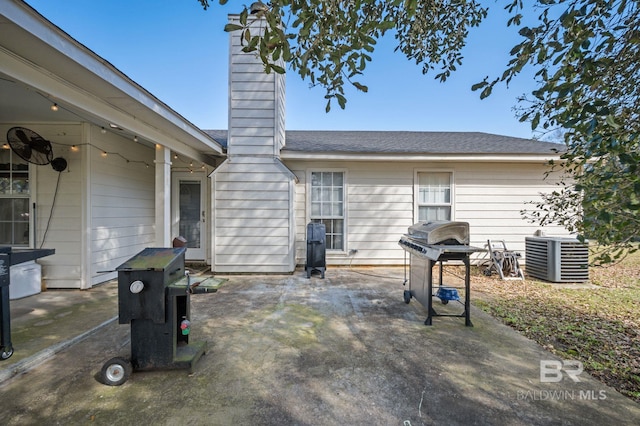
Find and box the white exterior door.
[173,173,206,260]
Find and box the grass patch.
[471,247,640,403]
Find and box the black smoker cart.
[0,246,55,360]
[398,221,483,326]
[100,247,223,385]
[306,222,326,278]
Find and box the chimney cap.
[250,1,269,15]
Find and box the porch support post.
[154,145,172,247]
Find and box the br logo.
[540,360,584,383]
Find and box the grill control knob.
[129,280,145,294]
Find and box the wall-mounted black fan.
[6,127,67,172]
[7,127,54,165]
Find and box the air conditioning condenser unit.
[525,236,589,283]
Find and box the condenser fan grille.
[7,126,54,165]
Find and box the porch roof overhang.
[0,1,224,165]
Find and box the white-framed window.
[417,171,453,221]
[0,149,30,246]
[310,171,345,251]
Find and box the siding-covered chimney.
[210,14,295,274]
[227,14,286,158]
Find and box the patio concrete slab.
[1,267,639,425]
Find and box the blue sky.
[25,0,539,139]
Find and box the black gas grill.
[399,221,483,326]
[0,246,55,360]
[100,247,224,386]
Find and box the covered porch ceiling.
[0,1,225,166]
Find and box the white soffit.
[0,1,223,161]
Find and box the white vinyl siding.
[227,15,286,159]
[212,160,295,273]
[290,160,570,266]
[0,123,83,288]
[16,123,155,289]
[89,125,155,286]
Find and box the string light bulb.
[133,136,138,142]
[72,143,159,168]
[50,103,59,112]
[100,127,106,134]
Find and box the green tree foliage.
[198,0,639,263]
[198,0,487,111]
[475,0,640,264]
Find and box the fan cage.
[6,127,54,166]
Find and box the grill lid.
[406,221,469,245]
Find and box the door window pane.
[179,181,201,248]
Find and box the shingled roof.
[203,130,564,155]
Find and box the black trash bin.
[306,222,326,278]
[100,247,223,385]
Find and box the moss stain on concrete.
[250,302,326,348]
